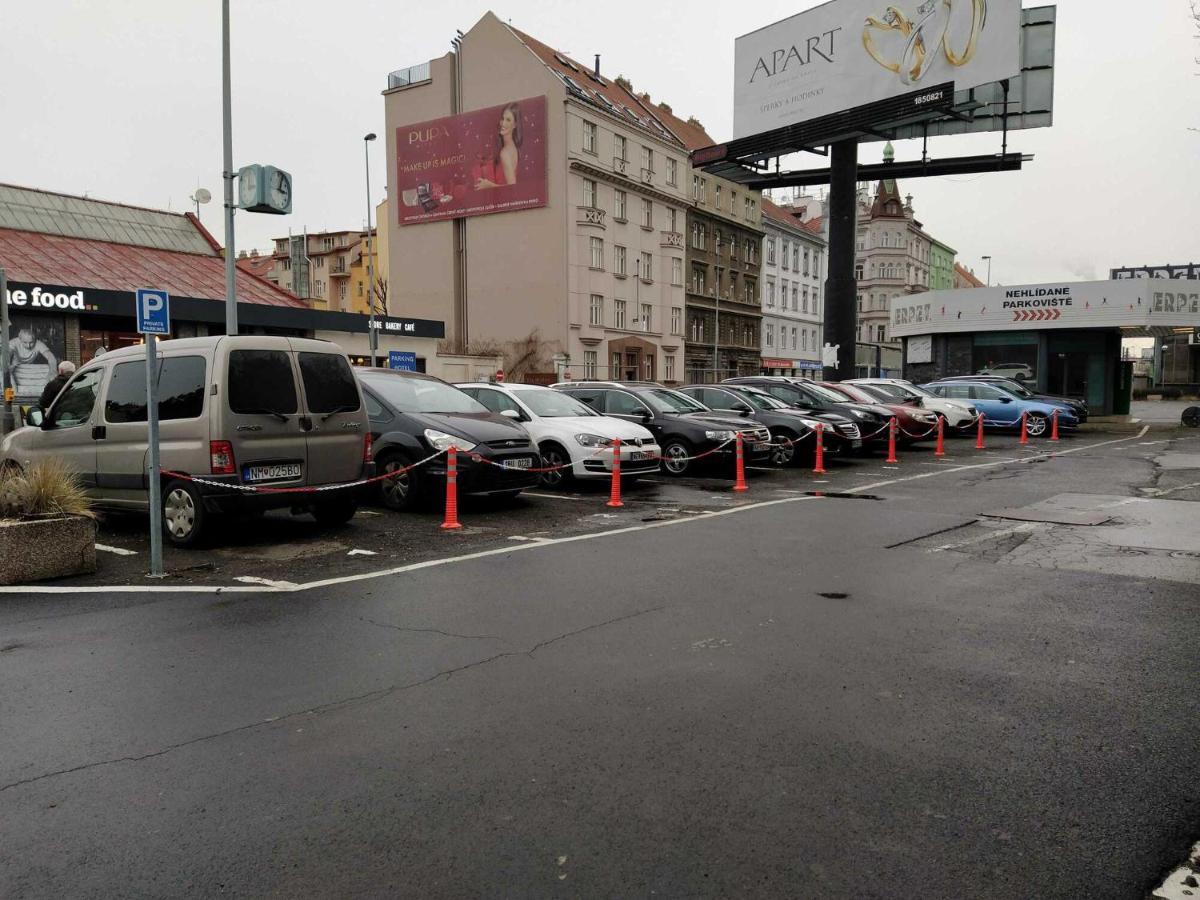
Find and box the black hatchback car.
[358,369,540,510]
[724,377,890,450]
[554,381,770,476]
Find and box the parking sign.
[135,288,170,335]
[388,351,417,372]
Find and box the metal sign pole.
[0,267,9,436]
[221,0,238,336]
[145,333,163,576]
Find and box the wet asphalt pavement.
[1,428,1198,898]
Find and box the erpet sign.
[733,0,1021,139]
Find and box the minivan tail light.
[210,440,236,475]
[363,432,373,462]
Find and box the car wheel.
[312,495,358,526]
[1025,413,1048,437]
[162,478,207,548]
[769,429,797,466]
[377,452,422,511]
[661,438,693,476]
[538,442,574,489]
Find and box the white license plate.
[244,463,302,482]
[628,451,649,461]
[752,443,768,452]
[501,457,533,470]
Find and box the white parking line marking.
[0,429,1154,595]
[523,492,588,501]
[347,549,377,557]
[95,544,137,556]
[233,576,301,589]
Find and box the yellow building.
[348,200,390,316]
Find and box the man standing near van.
[38,360,76,409]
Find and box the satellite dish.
[193,188,212,204]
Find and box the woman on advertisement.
[474,102,522,189]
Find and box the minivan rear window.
[298,352,360,415]
[105,356,206,423]
[229,350,298,416]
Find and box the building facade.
[383,13,690,383]
[264,229,369,313]
[953,262,985,289]
[759,197,825,376]
[929,239,956,291]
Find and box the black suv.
[678,384,857,465]
[553,381,770,477]
[359,369,540,510]
[723,376,890,451]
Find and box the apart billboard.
[733,0,1021,140]
[396,95,548,226]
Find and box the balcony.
[613,157,628,176]
[640,168,654,184]
[329,261,349,276]
[659,231,683,250]
[576,206,606,229]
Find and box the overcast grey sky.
[2,1,1196,286]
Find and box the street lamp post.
[221,0,238,335]
[364,133,378,367]
[982,255,992,287]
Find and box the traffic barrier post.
[440,445,463,530]
[1050,409,1060,442]
[606,438,623,508]
[885,417,899,464]
[975,415,986,450]
[934,416,946,457]
[813,424,826,475]
[1019,411,1029,445]
[733,432,748,492]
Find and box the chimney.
[594,54,600,78]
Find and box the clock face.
[238,167,258,208]
[270,171,291,211]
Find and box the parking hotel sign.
[135,288,170,335]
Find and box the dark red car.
[816,382,941,443]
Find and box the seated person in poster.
[8,327,58,398]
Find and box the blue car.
[921,381,1079,437]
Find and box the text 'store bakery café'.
[0,184,446,404]
[891,279,1200,415]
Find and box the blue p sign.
[136,288,171,335]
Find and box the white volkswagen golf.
[847,378,978,428]
[457,383,660,487]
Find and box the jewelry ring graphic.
[862,0,988,85]
[942,0,987,65]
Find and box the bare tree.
[371,276,388,316]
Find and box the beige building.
[383,12,690,383]
[264,230,366,313]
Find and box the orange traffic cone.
[733,432,748,492]
[606,439,623,508]
[1019,411,1029,445]
[934,416,945,457]
[885,417,899,464]
[1050,409,1060,442]
[440,446,463,530]
[975,414,986,450]
[813,424,826,475]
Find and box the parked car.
[928,375,1088,422]
[723,376,889,450]
[678,384,833,465]
[816,382,940,442]
[553,381,770,476]
[978,362,1034,381]
[456,382,659,487]
[847,378,979,429]
[360,369,540,510]
[0,336,373,546]
[921,381,1079,436]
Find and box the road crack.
[358,616,503,642]
[0,605,665,795]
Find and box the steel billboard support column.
[823,138,858,381]
[221,0,238,336]
[0,267,10,435]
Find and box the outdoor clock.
[236,164,293,215]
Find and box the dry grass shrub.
[0,459,94,519]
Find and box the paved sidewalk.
[1131,400,1198,424]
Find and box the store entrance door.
[1046,351,1090,400]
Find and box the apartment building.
[383,12,690,383]
[264,229,370,313]
[758,198,825,376]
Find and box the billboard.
[396,95,548,226]
[733,0,1021,139]
[1111,264,1200,280]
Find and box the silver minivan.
[0,335,373,546]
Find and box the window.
[672,258,683,286]
[791,327,798,350]
[298,352,360,415]
[641,198,653,229]
[614,189,627,221]
[607,390,650,416]
[692,174,701,201]
[803,248,810,276]
[691,264,706,294]
[690,317,705,341]
[614,299,627,329]
[715,185,722,208]
[802,330,808,351]
[337,282,347,303]
[781,241,789,269]
[876,325,886,342]
[802,286,809,313]
[614,245,627,276]
[730,191,737,214]
[157,357,206,421]
[766,323,774,347]
[766,279,775,308]
[611,353,622,378]
[666,207,678,233]
[640,252,652,281]
[744,197,752,218]
[792,286,798,310]
[666,157,678,186]
[590,236,604,269]
[614,134,627,161]
[582,120,597,154]
[583,178,597,208]
[767,239,776,265]
[589,294,604,325]
[641,145,653,172]
[815,250,822,273]
[665,355,675,381]
[472,388,522,418]
[744,278,754,303]
[584,350,598,378]
[640,303,652,332]
[857,293,863,312]
[229,350,298,415]
[670,306,682,334]
[792,246,799,270]
[314,280,325,296]
[855,263,864,280]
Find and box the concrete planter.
[0,515,97,585]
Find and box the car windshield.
[999,381,1032,397]
[361,373,486,414]
[855,384,899,403]
[901,383,935,398]
[518,389,596,418]
[644,388,708,414]
[731,389,788,411]
[810,383,855,403]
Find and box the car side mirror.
[733,403,752,414]
[26,407,45,428]
[999,396,1013,403]
[500,408,521,420]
